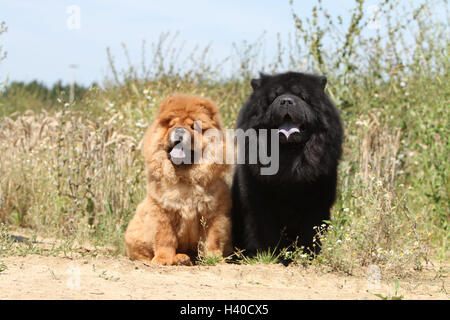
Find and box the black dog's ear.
[251,72,268,91]
[250,78,262,90]
[318,75,327,90]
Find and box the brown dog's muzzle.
[169,127,190,146]
[168,126,193,164]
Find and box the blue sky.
[0,0,428,86]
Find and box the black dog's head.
[236,72,343,184]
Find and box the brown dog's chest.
[176,209,203,251]
[152,182,216,251]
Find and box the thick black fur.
[231,72,343,256]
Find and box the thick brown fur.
[125,95,232,266]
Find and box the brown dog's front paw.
[152,255,174,266]
[173,253,192,266]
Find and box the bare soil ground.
[0,254,448,300]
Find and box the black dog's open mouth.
[277,116,304,143]
[278,121,301,139]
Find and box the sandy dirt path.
[0,255,448,300]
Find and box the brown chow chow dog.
[125,95,231,266]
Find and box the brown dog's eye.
[160,118,171,127]
[191,121,203,132]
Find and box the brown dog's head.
[143,95,228,185]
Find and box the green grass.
[0,0,448,278]
[196,253,225,266]
[234,248,283,265]
[370,279,404,300]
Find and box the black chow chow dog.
[231,72,343,256]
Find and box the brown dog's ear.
[197,98,222,128]
[154,97,178,125]
[198,98,218,116]
[156,96,175,116]
[161,96,176,108]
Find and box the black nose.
[175,127,186,135]
[172,127,187,143]
[280,97,294,106]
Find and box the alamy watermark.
[66,5,81,30]
[366,264,381,290]
[66,263,81,290]
[168,122,282,175]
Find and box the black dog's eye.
[291,85,301,95]
[267,86,284,103]
[298,93,309,103]
[291,85,309,102]
[267,92,277,103]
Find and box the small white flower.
[135,120,148,128]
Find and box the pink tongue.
[278,123,300,139]
[169,145,186,159]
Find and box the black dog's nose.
[280,97,294,106]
